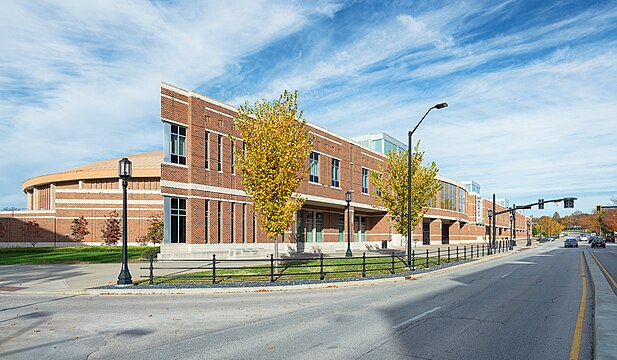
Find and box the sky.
[1,0,616,216]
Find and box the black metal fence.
[141,240,513,285]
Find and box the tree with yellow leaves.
[233,90,313,264]
[369,141,442,237]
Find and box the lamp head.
[345,190,352,203]
[118,158,132,180]
[434,103,448,109]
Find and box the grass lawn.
[0,246,159,265]
[144,254,456,285]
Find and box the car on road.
[564,238,578,248]
[578,234,589,242]
[591,237,606,248]
[606,234,615,243]
[539,237,552,243]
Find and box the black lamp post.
[509,212,514,251]
[526,220,531,246]
[407,102,448,267]
[512,206,517,248]
[345,191,353,258]
[487,209,493,254]
[117,157,133,285]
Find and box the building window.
[440,182,456,211]
[338,214,344,242]
[252,214,256,243]
[231,141,235,174]
[204,200,209,243]
[217,135,222,171]
[170,125,186,165]
[242,204,246,243]
[230,203,235,243]
[459,188,466,213]
[204,131,210,169]
[309,152,319,183]
[361,168,369,194]
[296,210,304,243]
[305,211,323,242]
[354,216,366,242]
[331,159,340,187]
[217,201,222,243]
[170,198,186,243]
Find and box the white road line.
[392,306,441,329]
[501,271,513,278]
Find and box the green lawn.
[0,246,159,264]
[144,254,453,285]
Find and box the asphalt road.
[588,242,617,296]
[0,241,593,359]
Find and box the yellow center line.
[589,251,617,288]
[569,251,586,360]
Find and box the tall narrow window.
[331,158,340,187]
[242,204,246,243]
[252,214,256,243]
[230,203,235,243]
[217,201,222,243]
[361,168,369,194]
[231,141,235,174]
[217,135,222,171]
[309,152,319,183]
[170,198,186,243]
[204,200,209,243]
[204,131,210,169]
[170,125,186,165]
[338,214,344,242]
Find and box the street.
[0,241,598,359]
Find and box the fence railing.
[140,240,513,285]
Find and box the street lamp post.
[512,205,517,248]
[345,191,353,258]
[526,220,531,246]
[407,102,448,267]
[509,212,514,251]
[492,194,496,250]
[117,157,133,285]
[487,210,493,254]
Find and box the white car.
[579,234,589,242]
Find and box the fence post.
[448,247,451,263]
[411,250,415,271]
[456,246,459,262]
[362,253,366,277]
[149,254,154,286]
[477,244,479,257]
[270,254,274,282]
[464,245,467,260]
[319,253,324,281]
[391,252,395,274]
[212,254,216,284]
[471,244,474,259]
[425,248,429,269]
[437,248,441,265]
[482,244,485,256]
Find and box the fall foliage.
[70,216,90,242]
[369,141,441,236]
[233,90,313,260]
[21,220,40,247]
[101,210,121,245]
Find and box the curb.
[583,251,617,360]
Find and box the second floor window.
[170,125,186,165]
[309,152,319,183]
[204,131,209,169]
[217,135,222,171]
[362,168,369,194]
[231,141,235,174]
[331,159,340,187]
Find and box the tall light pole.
[509,212,514,251]
[117,157,133,285]
[526,220,531,246]
[407,102,448,267]
[487,210,493,254]
[512,205,517,248]
[492,194,496,249]
[345,190,353,258]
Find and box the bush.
[141,246,160,260]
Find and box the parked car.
[591,237,606,248]
[564,238,578,248]
[539,237,552,243]
[605,235,615,243]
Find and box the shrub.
[141,246,160,260]
[145,217,164,245]
[21,220,40,247]
[70,216,90,242]
[101,210,121,246]
[136,235,148,246]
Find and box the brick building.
[158,83,530,260]
[0,152,163,246]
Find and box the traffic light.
[538,199,544,210]
[564,197,575,208]
[596,204,602,214]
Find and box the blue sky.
[1,0,616,216]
